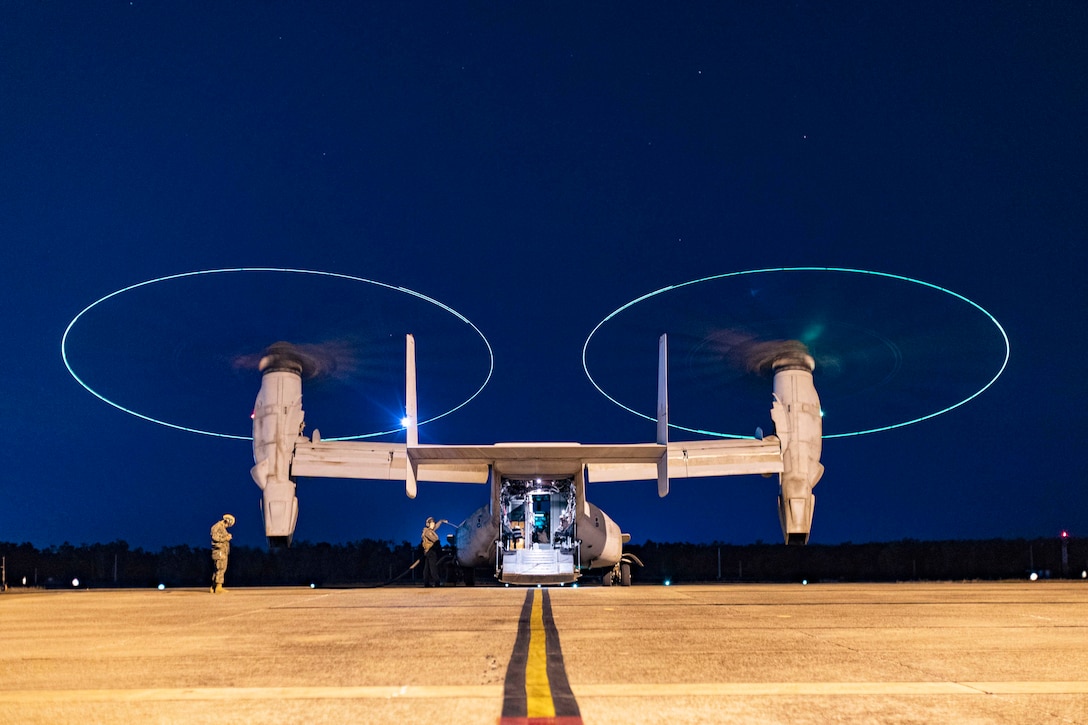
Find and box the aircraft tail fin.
[405,333,418,499]
[657,333,670,497]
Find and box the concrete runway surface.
[2,581,1086,724]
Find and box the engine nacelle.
[769,353,824,545]
[577,502,624,569]
[251,345,305,546]
[453,505,500,568]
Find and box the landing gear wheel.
[602,571,613,586]
[619,561,632,586]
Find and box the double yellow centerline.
[500,589,582,725]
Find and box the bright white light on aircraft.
[310,583,316,589]
[1082,571,1086,579]
[400,417,411,427]
[802,579,808,586]
[663,579,671,586]
[1030,572,1039,581]
[158,583,165,590]
[71,578,79,587]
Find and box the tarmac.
[2,580,1086,724]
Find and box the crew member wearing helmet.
[210,514,236,593]
[421,516,448,587]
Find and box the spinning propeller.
[62,268,493,440]
[583,268,1008,439]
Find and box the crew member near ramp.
[210,514,235,593]
[421,516,448,587]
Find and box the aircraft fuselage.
[250,334,824,586]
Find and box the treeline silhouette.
[631,537,1085,583]
[1,537,1083,589]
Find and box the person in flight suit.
[210,513,235,593]
[421,516,448,587]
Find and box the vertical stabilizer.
[405,333,418,498]
[657,333,670,497]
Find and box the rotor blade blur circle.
[582,268,1009,438]
[62,268,493,440]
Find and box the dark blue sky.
[2,2,1085,550]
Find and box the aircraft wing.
[586,438,784,482]
[291,437,781,484]
[291,440,414,480]
[291,440,670,484]
[291,440,490,484]
[411,442,666,479]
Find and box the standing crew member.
[421,516,448,587]
[210,514,235,593]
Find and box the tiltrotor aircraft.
[250,334,822,586]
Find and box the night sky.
[2,3,1085,550]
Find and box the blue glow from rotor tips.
[582,266,1010,439]
[61,267,494,441]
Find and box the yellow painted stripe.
[1,680,1085,704]
[571,681,1088,697]
[967,681,1088,695]
[0,685,505,703]
[525,590,555,718]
